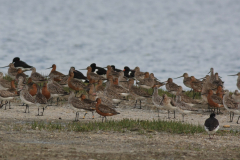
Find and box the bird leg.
[134,100,137,108]
[139,100,142,109]
[42,107,44,116]
[168,110,170,119]
[27,104,30,113]
[4,101,8,110]
[56,97,59,106]
[75,112,79,121]
[9,101,12,109]
[230,112,232,122]
[24,105,27,113]
[182,114,184,122]
[92,111,94,119]
[83,112,87,119]
[237,116,240,124]
[173,110,176,119]
[232,112,235,122]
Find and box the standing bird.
[12,57,33,71]
[47,78,68,105]
[30,67,46,83]
[80,94,96,119]
[111,65,122,72]
[20,85,35,113]
[165,78,179,96]
[0,63,18,79]
[0,80,18,109]
[223,90,240,123]
[68,91,95,121]
[228,72,240,90]
[128,79,151,109]
[134,66,146,81]
[174,73,192,89]
[68,72,87,94]
[35,86,47,116]
[0,72,11,90]
[95,98,120,122]
[16,68,27,83]
[47,64,65,82]
[204,113,219,139]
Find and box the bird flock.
[1,57,240,138]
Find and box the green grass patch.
[30,119,205,134]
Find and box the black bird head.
[210,113,216,118]
[13,57,20,63]
[90,63,96,68]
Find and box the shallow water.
[0,0,240,90]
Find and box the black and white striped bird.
[204,113,219,139]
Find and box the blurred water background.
[0,0,240,91]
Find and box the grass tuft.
[31,119,205,134]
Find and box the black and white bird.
[90,63,107,78]
[123,66,135,78]
[204,113,219,139]
[12,57,33,71]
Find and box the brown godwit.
[16,68,27,83]
[0,63,18,79]
[47,78,67,105]
[68,91,95,121]
[165,78,180,96]
[207,90,223,114]
[232,90,240,106]
[175,86,199,105]
[82,66,107,83]
[134,66,146,80]
[160,94,178,119]
[118,72,129,90]
[35,86,47,116]
[42,82,51,101]
[108,75,130,97]
[47,64,65,82]
[190,76,202,99]
[30,67,46,83]
[204,113,219,139]
[128,79,151,109]
[104,81,124,104]
[95,98,120,122]
[96,80,105,92]
[174,73,192,89]
[223,90,240,123]
[106,65,121,79]
[20,85,35,113]
[228,72,240,90]
[0,72,11,90]
[212,73,223,87]
[12,57,33,71]
[95,91,116,109]
[86,84,97,101]
[0,80,18,110]
[80,94,96,119]
[17,76,25,91]
[137,73,155,89]
[68,72,87,94]
[29,83,38,96]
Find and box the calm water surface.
[0,0,240,90]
